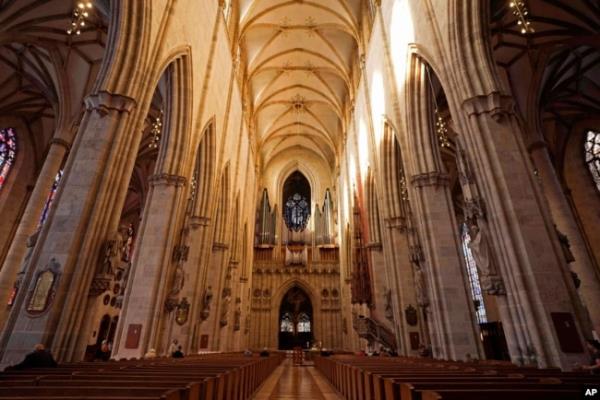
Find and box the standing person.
[4,344,57,370]
[95,340,111,361]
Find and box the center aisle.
[252,358,343,400]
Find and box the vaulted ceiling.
[0,0,109,168]
[238,0,363,170]
[490,0,600,171]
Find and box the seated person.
[576,339,600,374]
[5,344,57,371]
[259,347,270,357]
[172,345,184,358]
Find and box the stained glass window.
[38,170,63,228]
[461,223,487,324]
[0,128,17,191]
[280,312,293,332]
[284,193,310,232]
[585,130,600,192]
[297,312,311,332]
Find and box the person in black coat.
[5,344,57,371]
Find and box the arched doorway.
[278,286,313,350]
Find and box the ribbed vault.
[238,0,362,169]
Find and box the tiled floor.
[252,358,343,399]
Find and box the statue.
[413,263,429,308]
[554,225,575,264]
[467,220,506,295]
[383,287,394,321]
[234,305,241,331]
[220,290,231,327]
[200,286,213,320]
[101,231,123,276]
[168,265,185,297]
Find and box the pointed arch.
[213,163,231,245]
[193,118,217,218]
[365,168,381,245]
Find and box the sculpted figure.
[200,286,213,320]
[413,263,429,307]
[383,287,393,320]
[467,220,506,295]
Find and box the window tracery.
[585,130,600,192]
[284,193,310,232]
[297,312,311,333]
[0,128,17,191]
[280,312,293,332]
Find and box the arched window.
[38,170,63,228]
[280,312,293,332]
[297,312,311,333]
[0,128,17,191]
[585,130,600,192]
[283,171,311,232]
[284,193,310,231]
[461,223,487,324]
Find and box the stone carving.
[413,263,429,307]
[169,266,185,297]
[383,287,394,321]
[176,297,190,325]
[101,232,123,276]
[234,304,241,331]
[200,286,213,320]
[90,232,123,296]
[405,305,418,326]
[220,289,231,327]
[467,220,506,296]
[554,225,575,264]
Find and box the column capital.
[84,91,137,116]
[149,173,187,187]
[49,138,71,152]
[410,172,450,188]
[462,92,515,123]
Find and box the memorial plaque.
[200,334,209,349]
[125,324,142,349]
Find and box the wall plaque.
[125,324,142,349]
[27,258,60,315]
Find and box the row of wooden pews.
[315,355,600,400]
[0,352,283,400]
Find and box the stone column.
[112,173,187,359]
[530,142,600,335]
[0,92,138,367]
[0,138,68,329]
[409,173,481,360]
[460,92,589,368]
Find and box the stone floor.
[252,358,343,399]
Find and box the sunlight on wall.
[390,0,414,93]
[370,69,385,145]
[358,119,370,178]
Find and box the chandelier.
[66,1,93,35]
[148,111,163,150]
[435,112,450,148]
[509,1,534,35]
